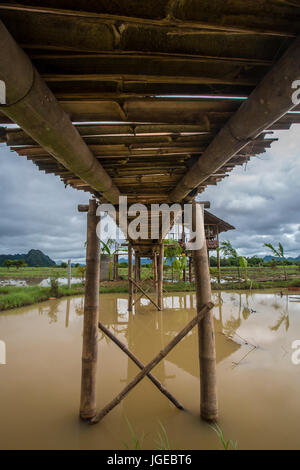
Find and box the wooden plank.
[0,2,299,36]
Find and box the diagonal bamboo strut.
[129,277,160,310]
[90,301,214,424]
[132,284,152,307]
[98,321,184,410]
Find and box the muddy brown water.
[0,291,300,450]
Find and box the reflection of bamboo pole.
[65,297,70,328]
[91,302,213,424]
[192,201,218,422]
[80,200,100,420]
[98,321,184,410]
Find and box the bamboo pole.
[98,321,184,410]
[91,302,213,424]
[129,278,160,310]
[217,227,221,284]
[134,253,139,293]
[158,242,164,310]
[137,256,141,282]
[192,201,218,422]
[0,21,120,204]
[189,256,192,282]
[169,35,300,202]
[67,259,71,289]
[80,199,100,420]
[132,284,152,307]
[128,243,133,311]
[153,253,158,293]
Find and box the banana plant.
[100,239,121,281]
[239,256,248,284]
[172,255,188,281]
[264,242,287,280]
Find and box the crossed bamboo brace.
[90,301,214,424]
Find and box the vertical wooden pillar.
[153,253,158,293]
[134,252,138,293]
[217,227,221,284]
[80,199,100,420]
[157,242,164,311]
[137,256,141,281]
[67,259,71,289]
[189,255,192,282]
[113,254,119,281]
[192,201,218,422]
[128,243,133,311]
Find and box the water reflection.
[1,290,300,449]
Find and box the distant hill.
[0,249,56,267]
[118,257,152,264]
[264,255,300,261]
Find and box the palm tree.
[264,242,287,280]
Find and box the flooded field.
[0,277,80,287]
[0,290,300,450]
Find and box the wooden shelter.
[0,1,300,425]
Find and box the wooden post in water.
[217,227,221,284]
[128,243,133,311]
[137,256,141,282]
[153,253,158,293]
[189,255,192,282]
[134,253,139,293]
[80,199,100,420]
[157,242,164,311]
[113,254,119,281]
[192,201,218,422]
[67,259,71,289]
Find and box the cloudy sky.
[0,124,299,263]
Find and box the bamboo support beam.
[157,242,164,310]
[0,21,120,204]
[113,254,119,281]
[129,278,160,311]
[98,321,184,410]
[189,256,192,282]
[132,285,152,308]
[217,227,221,284]
[153,253,158,294]
[192,202,218,422]
[80,199,100,420]
[67,259,71,289]
[90,302,213,424]
[128,244,133,312]
[169,35,300,201]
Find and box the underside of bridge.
[0,1,299,425]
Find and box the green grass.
[1,276,300,312]
[0,284,84,311]
[0,266,76,279]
